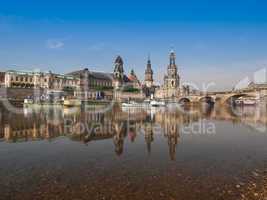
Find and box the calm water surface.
[0,104,267,200]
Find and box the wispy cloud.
[46,39,65,49]
[234,76,250,90]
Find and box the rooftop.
[5,69,79,80]
[67,69,113,80]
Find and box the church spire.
[144,54,154,88]
[130,69,135,76]
[147,53,151,65]
[147,54,152,70]
[169,50,176,66]
[113,55,124,82]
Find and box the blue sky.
[1,0,267,90]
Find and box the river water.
[0,104,267,200]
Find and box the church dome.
[128,69,138,82]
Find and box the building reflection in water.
[0,104,266,160]
[144,121,154,154]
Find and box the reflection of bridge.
[177,87,267,104]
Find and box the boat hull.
[63,99,81,107]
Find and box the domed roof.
[128,69,138,81]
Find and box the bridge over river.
[169,87,267,105]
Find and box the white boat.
[141,99,151,108]
[23,98,34,105]
[235,98,257,106]
[122,101,141,108]
[150,100,166,107]
[167,102,180,108]
[243,99,257,105]
[63,99,81,107]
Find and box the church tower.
[113,56,124,89]
[144,55,154,88]
[166,50,180,89]
[114,56,124,79]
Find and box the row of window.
[54,78,77,86]
[8,75,77,86]
[89,79,112,87]
[6,75,114,89]
[75,91,112,100]
[9,76,48,83]
[11,76,34,82]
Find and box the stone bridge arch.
[178,95,216,104]
[178,97,191,104]
[220,93,256,104]
[198,96,215,104]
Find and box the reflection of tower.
[113,122,126,156]
[113,133,124,156]
[4,124,11,141]
[144,123,154,154]
[128,122,137,142]
[0,108,3,140]
[164,117,180,160]
[113,56,124,89]
[167,129,179,161]
[145,55,154,88]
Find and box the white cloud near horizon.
[46,39,64,49]
[254,68,266,83]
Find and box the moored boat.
[122,101,141,108]
[150,100,166,107]
[23,98,34,106]
[63,99,82,107]
[167,102,180,108]
[243,99,257,105]
[235,98,257,106]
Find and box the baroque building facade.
[1,52,186,101]
[67,68,113,100]
[155,51,181,99]
[112,56,144,100]
[144,56,153,88]
[4,70,79,90]
[142,56,156,98]
[112,56,142,90]
[1,54,144,101]
[69,55,143,101]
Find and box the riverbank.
[0,105,267,200]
